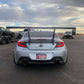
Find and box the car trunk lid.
[21,37,57,50]
[26,43,56,50]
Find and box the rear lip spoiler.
[27,27,56,45]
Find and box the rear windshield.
[65,32,72,34]
[23,31,59,43]
[24,31,58,38]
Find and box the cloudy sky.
[0,0,84,27]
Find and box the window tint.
[24,31,58,38]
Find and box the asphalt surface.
[0,35,84,84]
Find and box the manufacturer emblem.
[40,44,43,47]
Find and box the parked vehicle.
[0,27,15,44]
[14,29,67,65]
[63,31,74,39]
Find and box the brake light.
[56,42,64,47]
[17,41,27,47]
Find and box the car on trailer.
[13,28,68,65]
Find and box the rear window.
[23,31,58,38]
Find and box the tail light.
[56,42,64,47]
[17,41,27,47]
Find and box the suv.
[0,27,15,44]
[63,31,74,39]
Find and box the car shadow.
[14,63,67,71]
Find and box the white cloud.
[3,4,8,7]
[0,0,84,27]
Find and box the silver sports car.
[14,29,67,65]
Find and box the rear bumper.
[14,46,67,63]
[18,57,63,64]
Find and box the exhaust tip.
[21,58,29,65]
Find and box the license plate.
[36,54,47,59]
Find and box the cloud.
[30,0,84,7]
[0,2,24,22]
[0,0,84,27]
[14,0,84,7]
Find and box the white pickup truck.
[63,31,74,39]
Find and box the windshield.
[65,32,72,34]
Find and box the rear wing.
[25,27,56,45]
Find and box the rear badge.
[40,44,43,47]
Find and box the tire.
[1,38,6,44]
[63,37,65,39]
[18,34,22,39]
[7,37,12,43]
[59,57,68,65]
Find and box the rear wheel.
[7,37,12,43]
[63,37,65,39]
[1,39,6,44]
[18,34,22,39]
[59,57,68,65]
[55,57,68,65]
